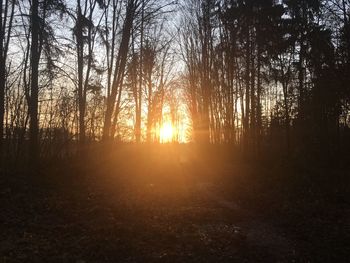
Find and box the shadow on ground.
[1,144,349,262]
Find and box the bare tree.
[0,0,15,153]
[103,0,139,141]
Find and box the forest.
[1,0,349,262]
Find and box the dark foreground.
[1,145,349,262]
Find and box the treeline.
[0,0,349,162]
[0,0,180,161]
[181,0,350,159]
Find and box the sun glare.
[159,122,174,143]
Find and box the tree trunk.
[0,0,14,154]
[135,0,144,143]
[0,0,4,152]
[76,1,85,145]
[244,27,251,149]
[29,0,40,161]
[103,0,136,141]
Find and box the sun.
[159,122,174,143]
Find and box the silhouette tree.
[103,0,139,141]
[0,0,15,154]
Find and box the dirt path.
[197,182,297,262]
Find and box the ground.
[1,145,349,262]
